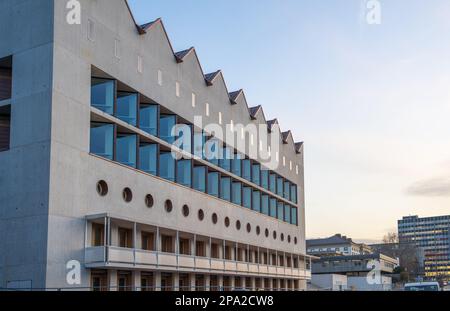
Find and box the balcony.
[85,246,311,279]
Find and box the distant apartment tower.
[398,215,450,282]
[0,0,311,290]
[306,234,373,257]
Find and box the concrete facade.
[0,0,310,291]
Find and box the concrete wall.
[311,274,348,291]
[347,276,392,291]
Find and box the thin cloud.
[407,177,450,197]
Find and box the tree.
[382,232,399,244]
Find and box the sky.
[127,0,450,241]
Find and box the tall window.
[270,198,277,218]
[116,134,137,168]
[207,172,219,197]
[91,78,114,114]
[219,147,232,172]
[252,164,260,186]
[242,160,252,181]
[277,176,284,197]
[0,63,12,101]
[277,201,284,221]
[193,131,206,159]
[159,152,175,182]
[269,173,277,193]
[252,191,261,212]
[193,166,206,192]
[231,154,242,177]
[90,123,114,160]
[232,182,242,205]
[291,184,298,204]
[116,92,138,126]
[220,177,231,201]
[261,169,269,190]
[160,114,176,144]
[139,143,157,175]
[206,138,220,166]
[140,104,158,136]
[284,181,291,201]
[177,159,192,187]
[261,195,269,216]
[243,186,252,209]
[291,207,298,225]
[284,204,291,223]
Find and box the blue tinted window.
[177,159,192,187]
[291,185,298,204]
[160,115,177,144]
[207,172,219,197]
[252,164,260,186]
[277,201,284,221]
[261,170,269,190]
[116,134,137,168]
[284,181,291,201]
[140,105,158,136]
[242,160,252,181]
[176,124,193,154]
[90,123,114,160]
[91,79,114,114]
[243,187,252,209]
[116,92,138,126]
[232,182,242,205]
[252,191,261,213]
[291,207,298,225]
[269,198,277,218]
[193,166,206,192]
[277,177,284,197]
[139,144,157,175]
[206,138,220,166]
[261,195,269,216]
[219,147,232,172]
[284,205,291,223]
[220,177,231,201]
[269,173,277,193]
[193,132,206,159]
[231,154,242,177]
[159,152,175,182]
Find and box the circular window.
[145,194,154,208]
[246,223,251,233]
[212,213,218,224]
[281,233,285,242]
[122,188,133,203]
[265,229,269,237]
[256,226,261,236]
[198,209,205,221]
[165,200,173,213]
[236,220,241,231]
[182,205,189,217]
[224,217,230,228]
[96,180,108,196]
[294,237,298,245]
[273,231,277,240]
[288,235,291,243]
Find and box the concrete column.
[218,275,224,291]
[230,276,235,291]
[250,277,256,291]
[154,271,161,291]
[109,270,117,291]
[132,270,141,291]
[205,274,211,291]
[173,273,179,292]
[190,273,196,291]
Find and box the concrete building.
[307,234,373,257]
[0,0,311,291]
[398,215,450,283]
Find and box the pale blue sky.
[128,0,450,240]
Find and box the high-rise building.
[398,215,450,282]
[0,0,311,291]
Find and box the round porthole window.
[212,213,218,224]
[281,233,285,242]
[145,194,154,208]
[273,231,277,240]
[265,229,269,237]
[96,180,108,196]
[236,220,241,231]
[165,200,173,213]
[198,209,205,221]
[224,217,230,228]
[256,226,261,236]
[288,235,291,243]
[294,237,298,245]
[182,205,189,217]
[122,188,132,203]
[246,223,251,233]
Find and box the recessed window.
[273,231,277,240]
[218,112,222,125]
[212,213,218,224]
[114,39,120,59]
[192,93,196,107]
[96,180,108,196]
[265,229,269,237]
[157,70,163,86]
[175,82,180,97]
[87,19,95,41]
[256,226,261,236]
[290,161,293,171]
[296,165,299,175]
[205,103,210,116]
[198,209,205,221]
[246,223,251,233]
[236,220,241,231]
[281,233,285,242]
[182,205,189,217]
[165,200,173,213]
[283,156,286,167]
[137,55,143,73]
[122,188,132,203]
[224,217,230,228]
[145,194,154,208]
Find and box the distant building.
[398,215,450,282]
[307,234,373,257]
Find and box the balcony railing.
[85,246,311,279]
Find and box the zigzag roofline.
[124,0,302,154]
